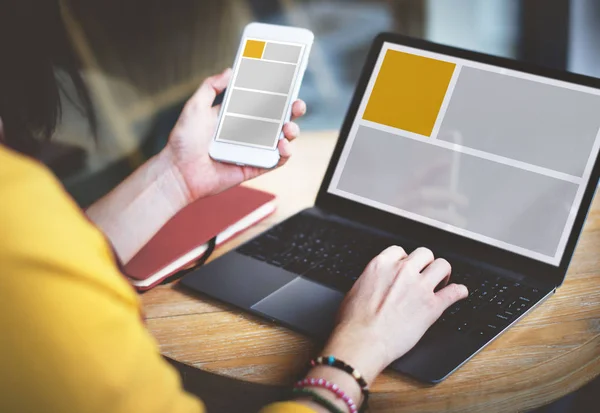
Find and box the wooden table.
[142,131,600,412]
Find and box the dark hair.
[0,0,96,155]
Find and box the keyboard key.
[466,302,484,312]
[470,328,489,339]
[468,288,480,297]
[501,310,517,320]
[513,302,528,314]
[456,321,471,334]
[486,323,500,333]
[283,259,310,274]
[268,259,285,267]
[470,323,499,340]
[493,296,507,307]
[495,313,510,322]
[448,303,463,316]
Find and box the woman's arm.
[87,69,305,263]
[85,149,190,263]
[263,246,468,413]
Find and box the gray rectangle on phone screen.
[227,89,287,120]
[439,67,600,177]
[218,115,280,147]
[235,59,296,94]
[263,43,302,64]
[337,126,578,256]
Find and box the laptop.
[182,33,600,383]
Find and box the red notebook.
[124,186,276,291]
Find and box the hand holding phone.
[209,23,314,169]
[163,68,305,204]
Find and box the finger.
[191,68,232,108]
[436,283,469,310]
[291,100,307,120]
[377,245,408,261]
[358,245,407,303]
[405,247,435,272]
[277,138,293,161]
[282,122,300,142]
[421,258,451,290]
[240,164,267,181]
[361,245,406,283]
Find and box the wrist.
[85,148,193,263]
[156,146,194,208]
[299,367,364,413]
[321,325,387,386]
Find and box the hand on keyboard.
[319,246,468,385]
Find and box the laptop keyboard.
[238,214,400,290]
[238,214,546,341]
[431,268,544,340]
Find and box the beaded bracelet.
[292,388,345,413]
[309,356,369,412]
[296,377,358,413]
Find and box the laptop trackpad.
[251,277,344,341]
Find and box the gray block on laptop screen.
[218,115,280,147]
[439,67,600,177]
[227,89,287,120]
[235,59,296,94]
[263,43,302,64]
[337,126,578,257]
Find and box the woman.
[0,2,468,412]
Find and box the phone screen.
[215,38,306,149]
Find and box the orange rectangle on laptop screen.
[363,50,456,137]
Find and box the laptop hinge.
[301,208,555,291]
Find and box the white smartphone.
[209,23,314,169]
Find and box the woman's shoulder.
[0,144,84,237]
[0,144,73,212]
[0,143,51,180]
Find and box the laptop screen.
[327,41,600,266]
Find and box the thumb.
[436,283,468,310]
[192,68,232,109]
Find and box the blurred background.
[52,0,600,207]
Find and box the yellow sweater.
[0,146,313,413]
